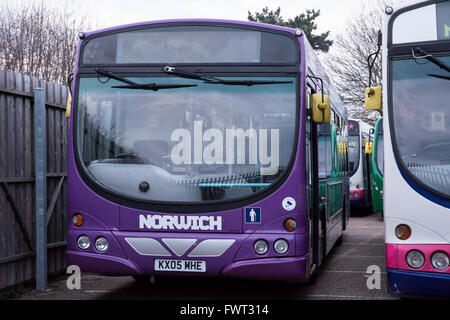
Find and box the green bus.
[316,118,350,254]
[370,118,383,213]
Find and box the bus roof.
[81,19,300,38]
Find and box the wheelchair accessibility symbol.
[282,197,296,211]
[245,208,261,224]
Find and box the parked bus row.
[64,0,448,298]
[348,119,374,211]
[347,118,384,215]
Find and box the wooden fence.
[0,69,69,290]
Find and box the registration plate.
[154,259,206,273]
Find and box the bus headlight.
[274,239,289,254]
[406,250,425,269]
[254,240,269,255]
[431,252,449,270]
[95,237,109,252]
[77,235,90,250]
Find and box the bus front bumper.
[66,230,310,281]
[67,249,308,281]
[67,250,144,275]
[387,268,450,298]
[222,256,308,281]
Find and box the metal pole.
[34,88,47,292]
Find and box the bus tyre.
[307,270,318,285]
[336,234,344,247]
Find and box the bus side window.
[332,126,339,174]
[306,91,311,110]
[306,85,314,185]
[345,136,349,175]
[318,124,332,179]
[306,83,315,110]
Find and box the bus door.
[362,137,370,206]
[306,84,322,276]
[365,146,373,208]
[323,122,343,258]
[363,133,373,208]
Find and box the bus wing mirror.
[311,93,330,123]
[66,92,72,118]
[365,86,382,111]
[365,140,374,154]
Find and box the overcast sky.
[35,0,383,40]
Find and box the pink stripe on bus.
[386,244,450,274]
[350,190,365,199]
[385,244,398,269]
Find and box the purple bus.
[66,20,350,283]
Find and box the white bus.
[348,119,374,210]
[366,0,450,297]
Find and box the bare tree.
[324,0,406,126]
[0,0,93,85]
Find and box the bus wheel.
[307,270,318,285]
[336,234,344,246]
[365,205,374,215]
[307,264,318,285]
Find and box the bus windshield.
[76,76,297,202]
[348,135,359,175]
[392,55,450,197]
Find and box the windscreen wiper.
[96,68,137,85]
[163,66,215,82]
[96,68,197,91]
[428,73,450,81]
[414,47,450,73]
[163,66,293,86]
